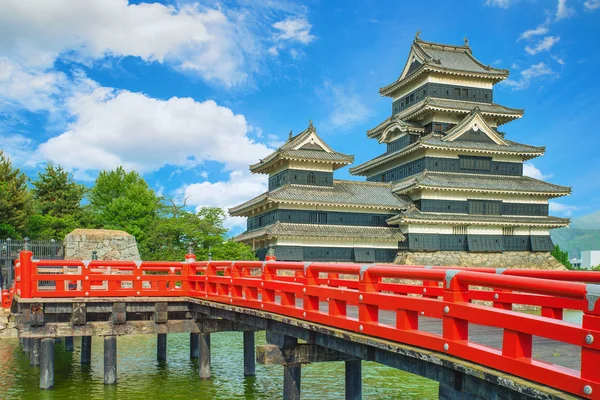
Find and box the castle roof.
[229,180,413,216]
[234,222,405,242]
[249,121,354,174]
[387,208,569,228]
[391,171,571,198]
[380,35,509,97]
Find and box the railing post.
[181,246,194,295]
[442,271,469,345]
[358,268,379,327]
[581,311,600,385]
[19,245,34,299]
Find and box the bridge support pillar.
[345,360,362,400]
[243,331,255,377]
[40,338,54,390]
[104,336,117,385]
[65,336,74,352]
[23,337,32,353]
[157,334,167,362]
[283,364,301,400]
[198,333,211,379]
[190,333,199,359]
[81,336,92,365]
[30,338,40,366]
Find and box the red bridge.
[6,249,600,399]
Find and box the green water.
[0,332,438,399]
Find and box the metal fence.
[0,239,64,289]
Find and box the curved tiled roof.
[392,171,571,198]
[229,180,413,216]
[234,222,405,242]
[387,208,569,228]
[380,37,509,96]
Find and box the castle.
[230,34,570,268]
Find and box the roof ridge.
[333,179,391,187]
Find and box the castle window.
[380,174,385,182]
[409,94,414,103]
[453,226,467,235]
[309,212,327,224]
[307,172,316,184]
[462,88,468,97]
[453,88,460,97]
[503,227,515,236]
[433,123,442,132]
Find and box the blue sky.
[1,0,599,235]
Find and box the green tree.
[551,244,574,270]
[142,203,255,261]
[27,163,88,240]
[88,167,161,243]
[0,151,33,238]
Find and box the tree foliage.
[551,244,573,269]
[88,167,161,242]
[0,151,33,239]
[0,162,255,261]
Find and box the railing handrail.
[8,251,600,398]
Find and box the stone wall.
[64,229,141,260]
[394,251,565,270]
[0,309,17,339]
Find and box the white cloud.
[484,0,512,8]
[525,36,560,55]
[318,81,370,130]
[549,202,578,216]
[36,87,273,175]
[267,134,285,148]
[0,0,261,87]
[551,54,566,65]
[584,0,600,10]
[503,62,554,90]
[518,24,549,41]
[272,17,316,44]
[183,170,267,229]
[556,0,576,20]
[523,162,552,180]
[0,134,34,166]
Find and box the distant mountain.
[551,227,600,259]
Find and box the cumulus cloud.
[0,0,262,87]
[317,81,370,130]
[269,17,316,57]
[503,62,554,90]
[523,162,552,180]
[183,170,267,229]
[525,36,560,55]
[484,0,512,8]
[556,0,576,20]
[0,134,35,166]
[584,0,600,10]
[36,88,272,175]
[549,202,577,217]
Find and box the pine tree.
[32,163,85,217]
[0,151,33,238]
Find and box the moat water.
[0,311,582,399]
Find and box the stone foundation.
[0,309,17,339]
[64,229,141,260]
[394,251,565,270]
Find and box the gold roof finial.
[308,119,314,131]
[415,29,421,40]
[288,130,293,139]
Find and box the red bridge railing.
[9,250,600,398]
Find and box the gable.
[442,112,508,146]
[294,131,333,152]
[398,46,426,81]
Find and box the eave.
[392,184,571,199]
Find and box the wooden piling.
[198,333,211,379]
[157,333,167,362]
[81,336,92,365]
[345,360,362,400]
[65,336,74,352]
[40,338,54,390]
[23,337,32,353]
[190,333,199,359]
[243,331,256,377]
[30,339,40,366]
[283,364,301,400]
[104,336,117,385]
